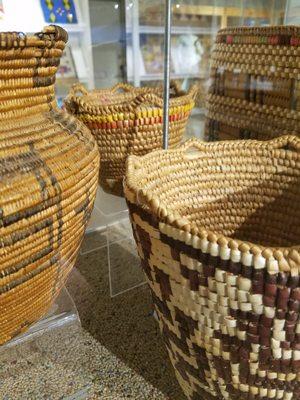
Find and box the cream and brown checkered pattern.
[125,136,300,399]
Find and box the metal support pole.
[162,0,172,149]
[132,0,141,87]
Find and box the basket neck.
[0,25,67,120]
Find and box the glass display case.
[122,0,288,139]
[0,1,299,399]
[125,1,287,84]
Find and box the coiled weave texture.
[125,136,300,400]
[0,25,99,345]
[205,25,300,141]
[65,81,196,196]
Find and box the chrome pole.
[162,0,172,149]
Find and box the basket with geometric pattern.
[0,25,99,345]
[65,81,196,196]
[205,25,300,142]
[125,136,300,400]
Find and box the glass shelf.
[0,287,80,352]
[83,185,146,298]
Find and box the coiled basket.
[205,25,300,141]
[125,136,300,400]
[0,26,100,345]
[65,81,196,196]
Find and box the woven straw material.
[125,136,300,400]
[65,81,196,196]
[205,25,300,142]
[0,26,99,345]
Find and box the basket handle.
[169,80,182,94]
[127,140,204,174]
[169,80,199,100]
[133,92,164,107]
[133,82,198,108]
[270,135,300,152]
[181,138,205,150]
[180,138,207,160]
[64,82,88,113]
[69,82,88,96]
[185,83,199,100]
[111,82,136,93]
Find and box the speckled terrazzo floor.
[0,227,185,400]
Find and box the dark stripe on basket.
[0,151,45,178]
[29,142,63,246]
[151,291,172,323]
[216,33,298,46]
[51,250,62,298]
[26,144,63,301]
[33,75,55,88]
[49,109,94,151]
[82,190,92,226]
[0,217,53,247]
[75,191,90,216]
[0,243,54,280]
[0,254,58,294]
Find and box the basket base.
[0,286,80,351]
[83,185,146,297]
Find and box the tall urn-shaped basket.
[0,26,99,345]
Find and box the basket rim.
[125,135,300,272]
[0,25,68,49]
[217,24,300,36]
[64,81,198,114]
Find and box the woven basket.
[205,25,300,141]
[65,81,196,196]
[125,136,300,400]
[0,25,99,345]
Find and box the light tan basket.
[65,81,196,196]
[205,25,300,141]
[0,25,99,345]
[125,136,300,400]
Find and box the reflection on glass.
[51,0,288,138]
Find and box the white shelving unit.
[137,72,206,82]
[125,1,285,86]
[285,0,300,23]
[127,25,217,35]
[125,0,215,86]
